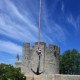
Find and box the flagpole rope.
[38,0,42,48]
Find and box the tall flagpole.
[31,0,44,75]
[38,0,42,48]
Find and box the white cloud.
[42,17,66,43]
[0,40,22,55]
[0,0,55,44]
[41,0,66,44]
[67,14,79,30]
[0,0,38,42]
[4,0,37,31]
[0,0,67,45]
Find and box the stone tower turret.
[21,42,60,75]
[15,54,22,68]
[16,54,19,61]
[21,43,31,74]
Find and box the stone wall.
[21,42,60,75]
[26,74,80,80]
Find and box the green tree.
[0,64,26,80]
[60,49,80,75]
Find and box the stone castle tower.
[15,42,60,76]
[15,54,22,68]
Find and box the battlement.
[23,42,30,48]
[22,42,60,58]
[35,42,46,46]
[23,42,60,51]
[49,44,59,50]
[22,42,60,61]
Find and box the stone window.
[54,51,56,57]
[54,46,56,50]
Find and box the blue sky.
[0,0,80,64]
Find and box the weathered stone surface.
[26,75,33,80]
[26,75,80,80]
[34,75,41,80]
[60,75,80,80]
[17,42,60,75]
[54,74,61,80]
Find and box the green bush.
[0,64,26,80]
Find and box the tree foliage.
[0,64,26,80]
[60,49,80,74]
